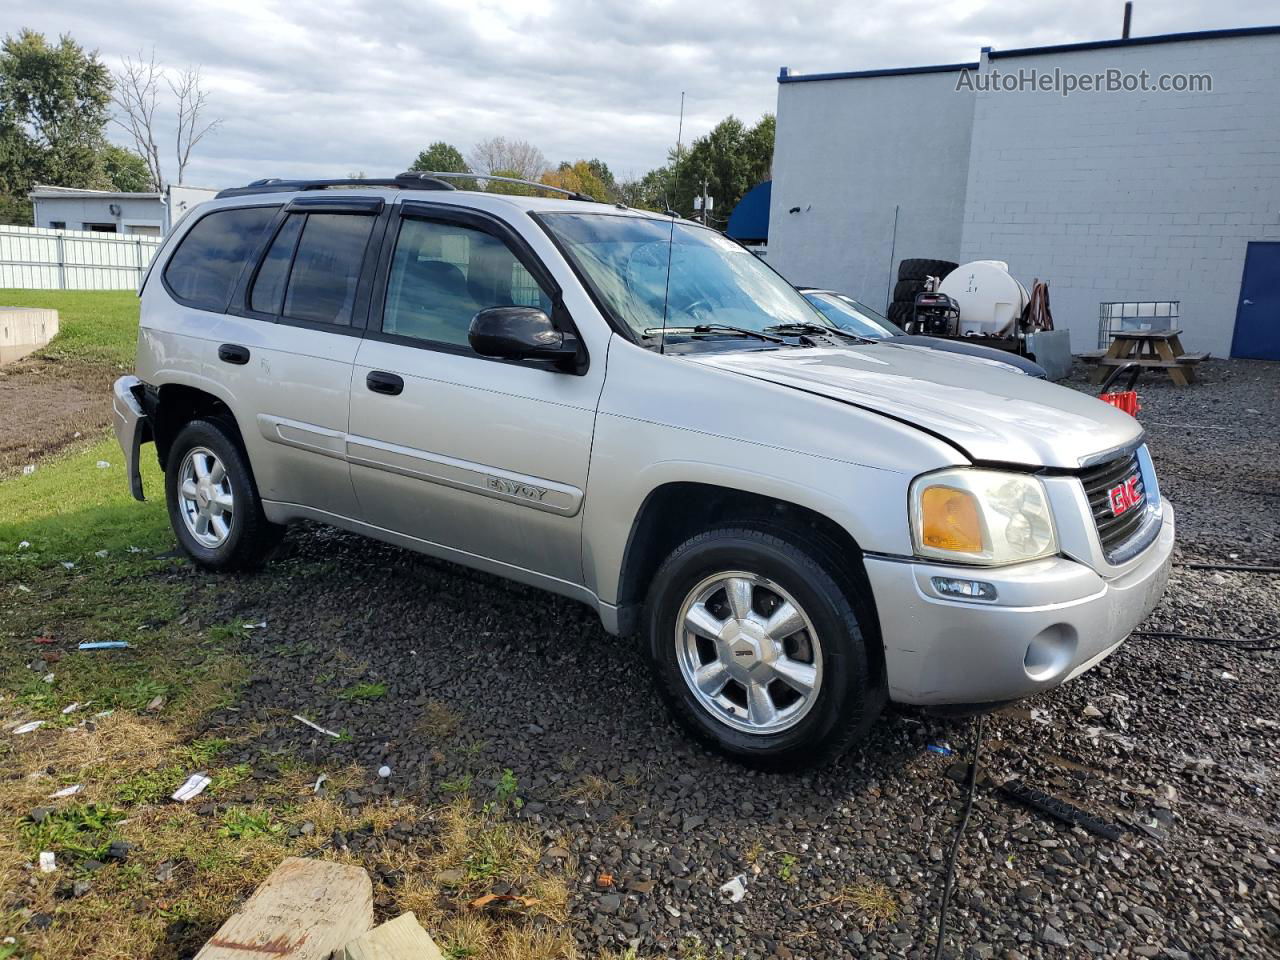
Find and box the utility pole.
[701,178,708,225]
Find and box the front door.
[1232,241,1280,361]
[347,203,604,588]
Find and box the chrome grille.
[1079,450,1147,557]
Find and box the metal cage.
[1097,301,1180,349]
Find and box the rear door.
[347,201,604,586]
[212,197,385,516]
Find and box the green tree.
[0,29,112,192]
[665,113,774,222]
[410,140,468,174]
[101,143,151,191]
[409,140,474,189]
[617,166,671,212]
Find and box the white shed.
[29,183,219,236]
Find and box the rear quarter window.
[163,205,279,311]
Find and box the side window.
[281,214,375,326]
[164,206,278,311]
[249,214,303,315]
[383,217,552,348]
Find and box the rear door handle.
[366,371,404,396]
[218,343,250,365]
[1242,299,1254,306]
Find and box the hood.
[686,343,1142,469]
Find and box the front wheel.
[643,526,882,769]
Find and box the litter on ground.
[293,714,342,739]
[719,873,749,903]
[78,641,130,650]
[172,773,212,802]
[38,852,56,873]
[13,721,46,735]
[49,784,83,799]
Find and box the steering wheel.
[674,297,713,324]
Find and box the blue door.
[1232,242,1280,360]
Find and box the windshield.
[539,213,827,343]
[802,292,901,339]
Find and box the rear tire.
[165,418,282,571]
[898,258,958,282]
[643,525,882,769]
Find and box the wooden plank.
[1089,357,1204,368]
[194,857,373,960]
[337,912,444,960]
[1113,328,1181,339]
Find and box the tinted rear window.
[250,215,303,315]
[163,206,279,311]
[282,214,375,326]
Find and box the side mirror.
[468,306,580,366]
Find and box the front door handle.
[218,343,250,365]
[366,371,404,396]
[1242,299,1254,306]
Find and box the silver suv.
[113,173,1174,768]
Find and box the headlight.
[910,469,1058,565]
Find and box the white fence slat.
[0,224,161,290]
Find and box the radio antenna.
[660,91,685,356]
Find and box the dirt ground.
[0,355,115,474]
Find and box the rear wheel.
[644,526,882,769]
[165,418,282,570]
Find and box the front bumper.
[865,502,1174,705]
[112,375,149,502]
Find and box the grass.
[338,681,387,702]
[0,290,598,959]
[0,288,140,368]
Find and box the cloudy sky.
[11,0,1277,188]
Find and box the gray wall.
[770,30,1280,355]
[960,35,1280,355]
[768,69,975,309]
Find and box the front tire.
[643,526,882,769]
[165,418,281,571]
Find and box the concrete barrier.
[0,307,59,364]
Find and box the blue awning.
[726,180,771,243]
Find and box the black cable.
[1175,561,1280,574]
[932,713,985,960]
[1131,629,1280,653]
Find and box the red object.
[1099,390,1140,416]
[1108,474,1142,516]
[33,636,56,644]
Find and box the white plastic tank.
[938,261,1029,336]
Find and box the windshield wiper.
[764,322,878,344]
[643,324,791,344]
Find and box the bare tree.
[169,66,219,185]
[111,52,221,190]
[111,52,164,190]
[468,136,548,181]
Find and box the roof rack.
[419,171,595,202]
[215,172,456,199]
[215,170,600,203]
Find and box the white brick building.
[767,25,1280,360]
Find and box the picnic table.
[1083,328,1208,387]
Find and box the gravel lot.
[206,359,1278,959]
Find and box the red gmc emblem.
[1108,474,1141,516]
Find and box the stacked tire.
[889,258,958,327]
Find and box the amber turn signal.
[919,486,984,553]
